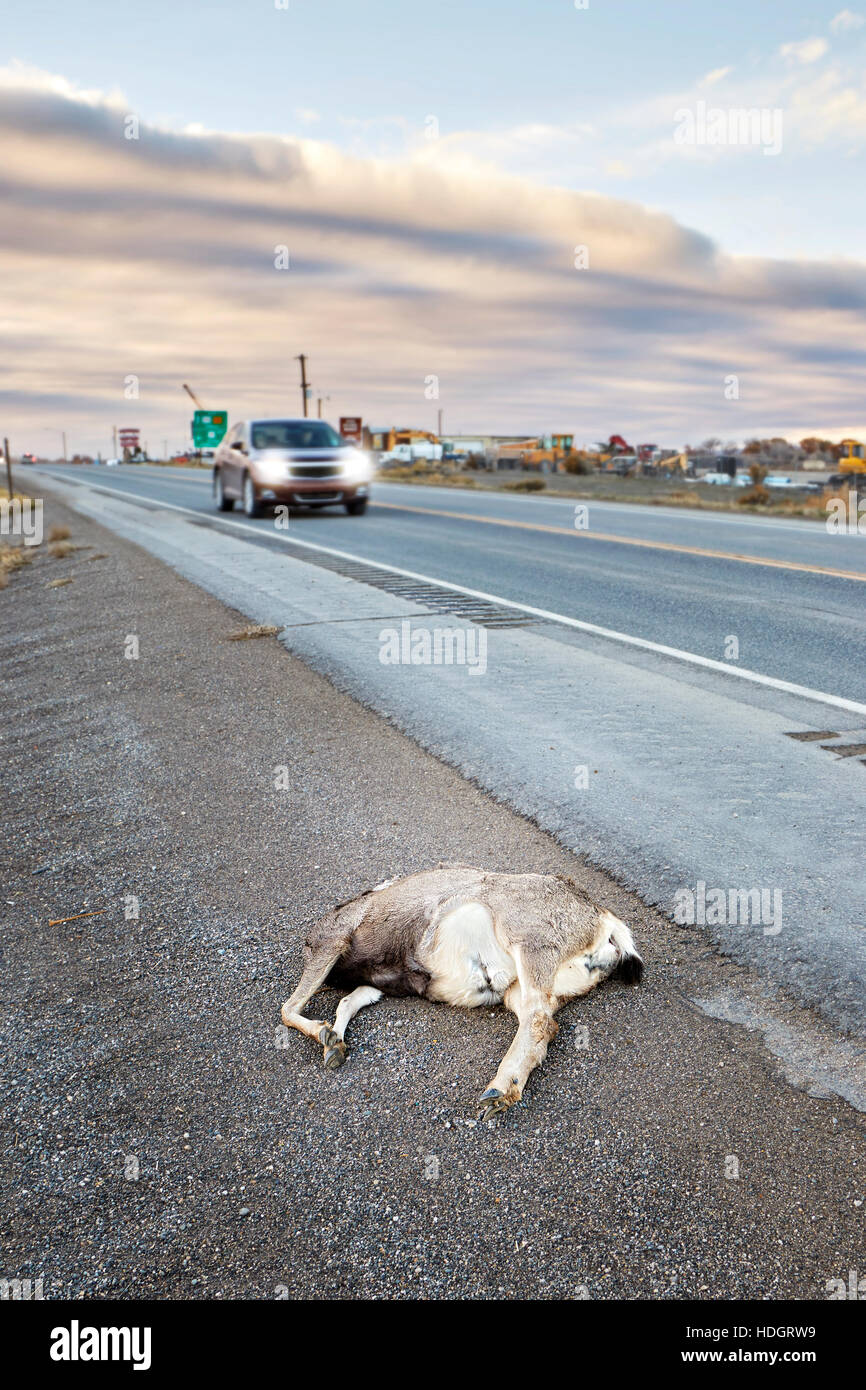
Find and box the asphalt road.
[2,493,863,1300]
[36,463,866,702]
[25,465,866,1040]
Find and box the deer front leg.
[477,977,559,1121]
[322,985,383,1069]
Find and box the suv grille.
[289,464,342,478]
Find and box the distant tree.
[742,437,802,466]
[800,437,839,462]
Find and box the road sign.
[191,410,228,449]
[340,417,362,442]
[118,428,139,446]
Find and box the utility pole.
[295,354,309,418]
[317,395,329,419]
[4,437,12,500]
[62,432,68,463]
[113,426,118,458]
[437,408,443,439]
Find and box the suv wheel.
[214,471,234,511]
[345,497,368,516]
[243,473,263,518]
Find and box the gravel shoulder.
[1,498,863,1300]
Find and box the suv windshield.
[251,421,344,450]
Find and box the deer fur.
[280,864,643,1119]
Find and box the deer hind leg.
[477,945,560,1122]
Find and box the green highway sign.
[191,410,228,448]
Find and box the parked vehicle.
[212,418,372,517]
[610,454,640,475]
[380,441,443,465]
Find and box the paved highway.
[30,463,866,1042]
[36,464,866,703]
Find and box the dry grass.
[0,532,36,592]
[382,467,852,520]
[224,623,282,641]
[0,547,34,574]
[378,464,477,487]
[737,484,771,507]
[2,516,88,595]
[503,477,546,492]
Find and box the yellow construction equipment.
[659,452,690,473]
[838,439,866,475]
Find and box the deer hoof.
[476,1088,514,1122]
[318,1024,340,1048]
[323,1040,348,1070]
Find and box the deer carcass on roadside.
[280,864,643,1120]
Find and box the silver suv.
[213,418,372,517]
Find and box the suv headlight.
[342,450,372,482]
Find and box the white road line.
[39,471,866,718]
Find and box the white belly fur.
[423,902,517,1007]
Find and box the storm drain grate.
[197,516,545,629]
[301,553,543,627]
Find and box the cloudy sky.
[3,0,866,456]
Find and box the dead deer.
[280,864,643,1120]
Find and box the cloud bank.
[2,65,866,454]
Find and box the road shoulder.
[1,496,863,1299]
